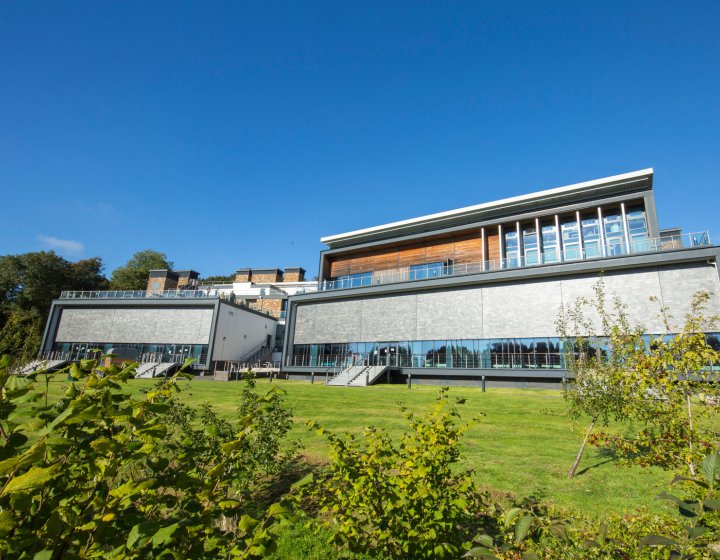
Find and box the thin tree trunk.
[568,418,596,479]
[686,390,696,477]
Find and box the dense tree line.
[0,249,172,363]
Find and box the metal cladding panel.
[55,308,214,344]
[290,260,720,345]
[416,288,483,340]
[658,263,720,326]
[360,294,417,341]
[293,299,363,344]
[481,279,562,338]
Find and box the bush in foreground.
[0,356,294,559]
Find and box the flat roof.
[321,168,653,247]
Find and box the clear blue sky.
[1,1,718,278]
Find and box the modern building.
[39,292,277,376]
[282,169,720,387]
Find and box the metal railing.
[320,231,712,291]
[60,289,218,300]
[289,352,567,370]
[40,349,208,367]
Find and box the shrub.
[296,388,492,560]
[0,356,294,559]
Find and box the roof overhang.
[321,168,654,248]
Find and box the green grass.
[38,377,673,518]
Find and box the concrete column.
[598,206,606,257]
[621,202,631,254]
[517,221,523,266]
[498,224,504,269]
[555,214,563,262]
[481,227,486,271]
[576,210,584,258]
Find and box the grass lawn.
[38,376,673,518]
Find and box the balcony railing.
[320,231,712,291]
[60,289,219,300]
[288,352,567,370]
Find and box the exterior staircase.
[12,359,68,375]
[134,362,179,378]
[327,362,390,387]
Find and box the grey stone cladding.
[293,262,720,344]
[55,307,214,345]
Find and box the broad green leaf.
[238,515,258,533]
[703,453,720,488]
[514,515,533,543]
[0,440,45,476]
[151,523,180,548]
[473,534,494,548]
[0,464,58,496]
[463,548,499,559]
[33,550,53,560]
[639,535,677,547]
[0,510,15,537]
[504,507,523,528]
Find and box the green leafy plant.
[557,278,648,478]
[0,356,295,559]
[559,280,720,478]
[640,452,720,558]
[296,388,490,560]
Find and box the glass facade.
[335,271,373,289]
[410,261,447,280]
[603,208,626,256]
[291,333,720,371]
[504,229,520,268]
[522,225,539,265]
[627,205,649,252]
[561,217,581,260]
[290,337,566,370]
[581,214,602,258]
[541,222,559,263]
[51,341,209,365]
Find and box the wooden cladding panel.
[329,255,352,277]
[486,232,501,262]
[350,252,375,274]
[453,233,482,263]
[397,244,426,267]
[424,238,455,263]
[373,247,399,270]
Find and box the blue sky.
[1,1,718,278]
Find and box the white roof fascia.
[321,168,653,245]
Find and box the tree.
[593,292,720,476]
[557,279,647,478]
[69,257,109,292]
[559,279,720,478]
[0,252,109,362]
[201,274,235,283]
[110,250,173,290]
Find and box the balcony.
[320,231,712,291]
[59,289,219,300]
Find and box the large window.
[410,261,448,280]
[603,209,626,256]
[522,225,539,265]
[626,206,649,252]
[504,229,520,268]
[581,214,602,258]
[561,217,581,261]
[541,222,559,263]
[335,271,372,289]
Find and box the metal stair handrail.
[326,352,372,385]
